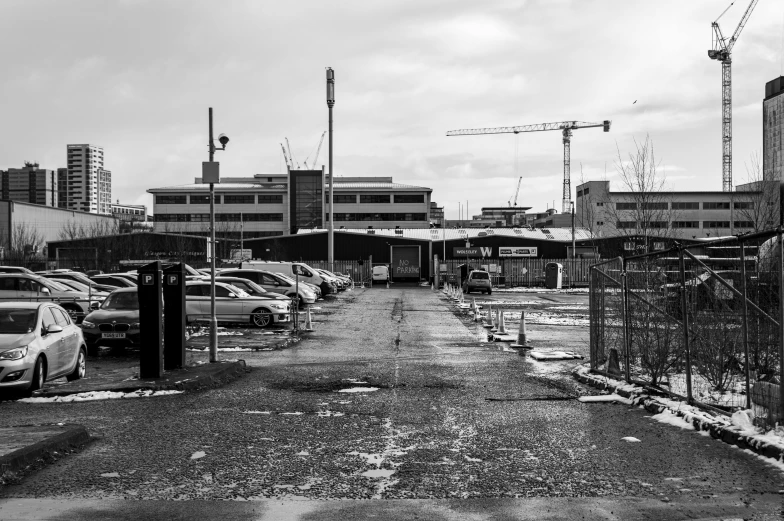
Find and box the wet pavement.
[0,286,782,519]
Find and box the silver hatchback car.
[0,302,87,393]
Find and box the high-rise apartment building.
[57,167,68,209]
[65,144,112,214]
[1,162,58,207]
[763,76,784,182]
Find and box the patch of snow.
[100,472,120,478]
[621,437,641,443]
[19,389,183,403]
[190,451,206,460]
[650,410,696,431]
[362,468,395,478]
[529,350,583,361]
[336,387,380,393]
[296,451,309,456]
[464,455,482,462]
[241,410,271,415]
[280,412,304,415]
[578,394,633,405]
[316,410,345,417]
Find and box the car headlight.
[129,322,140,329]
[270,304,286,310]
[0,346,28,360]
[81,320,96,329]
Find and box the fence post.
[621,257,631,383]
[779,227,784,425]
[739,240,751,410]
[589,266,595,370]
[678,246,693,405]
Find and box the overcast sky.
[1,0,783,219]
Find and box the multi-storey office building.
[148,171,432,238]
[764,76,784,182]
[1,163,58,207]
[111,202,147,222]
[65,144,111,214]
[57,167,68,209]
[575,180,776,240]
[429,202,444,228]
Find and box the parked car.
[240,261,333,296]
[185,281,291,327]
[51,278,114,297]
[39,270,97,288]
[316,269,345,291]
[218,269,318,305]
[0,274,101,323]
[214,276,289,300]
[89,274,138,288]
[0,302,87,393]
[462,269,492,295]
[0,266,35,275]
[80,288,140,353]
[101,273,139,286]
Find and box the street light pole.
[208,108,217,363]
[206,107,229,363]
[326,68,335,273]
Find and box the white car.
[0,274,102,323]
[185,281,292,328]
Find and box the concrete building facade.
[148,171,433,238]
[65,144,112,214]
[764,76,784,182]
[1,163,58,207]
[575,180,775,240]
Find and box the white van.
[240,261,333,296]
[372,265,390,282]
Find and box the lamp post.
[326,67,335,273]
[206,107,229,363]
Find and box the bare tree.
[734,153,779,233]
[603,136,678,249]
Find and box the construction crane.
[285,137,299,169]
[509,176,522,207]
[303,131,327,169]
[447,120,610,214]
[708,0,759,192]
[279,143,293,169]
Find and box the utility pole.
[326,68,335,273]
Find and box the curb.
[0,424,90,477]
[572,365,784,462]
[38,360,249,397]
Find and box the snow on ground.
[336,387,380,393]
[19,389,184,403]
[494,287,589,294]
[529,350,583,361]
[517,312,588,327]
[578,394,633,405]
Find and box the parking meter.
[162,263,186,370]
[137,261,163,378]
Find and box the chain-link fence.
[440,258,595,288]
[590,229,783,428]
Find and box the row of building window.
[615,201,754,210]
[325,213,428,221]
[156,194,284,205]
[154,213,284,222]
[616,221,756,229]
[324,194,425,204]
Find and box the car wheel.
[29,356,46,393]
[66,348,87,381]
[487,289,492,295]
[251,308,273,328]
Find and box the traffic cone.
[484,303,495,329]
[497,309,507,334]
[431,283,434,291]
[511,311,527,348]
[386,281,390,289]
[303,306,313,331]
[472,298,480,321]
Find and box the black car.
[80,288,140,353]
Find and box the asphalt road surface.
[1,286,782,520]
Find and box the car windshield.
[226,279,266,295]
[471,272,490,280]
[101,292,139,310]
[43,279,73,292]
[54,279,89,292]
[0,309,37,334]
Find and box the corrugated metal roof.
[148,184,285,192]
[328,182,432,191]
[297,227,592,242]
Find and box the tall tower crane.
[708,0,759,192]
[285,137,299,169]
[304,131,327,169]
[280,143,292,169]
[447,120,610,214]
[509,176,523,207]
